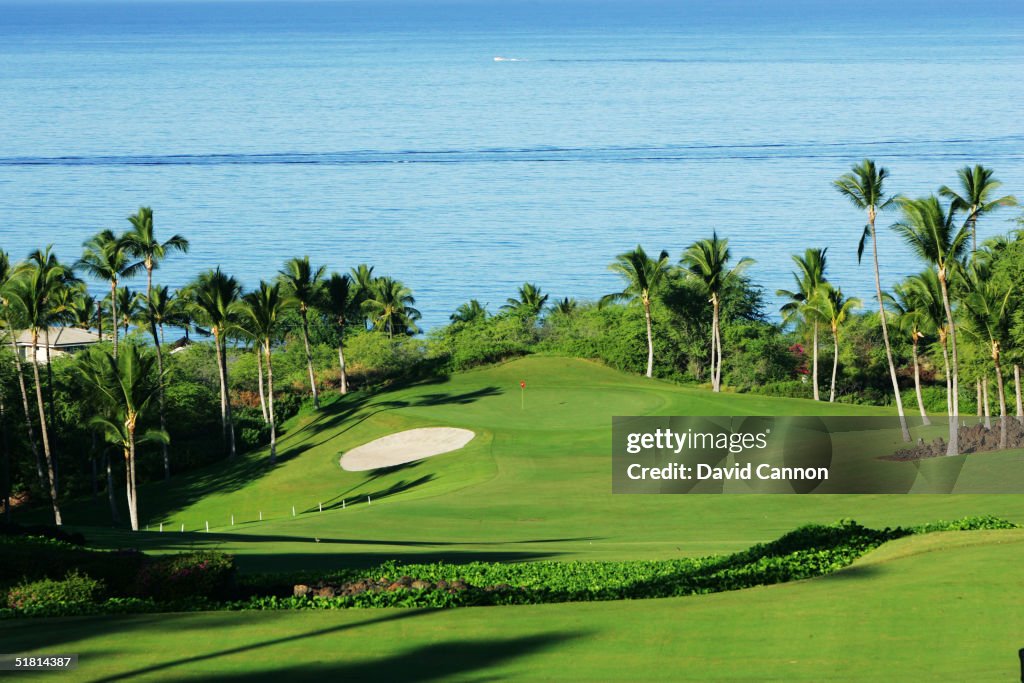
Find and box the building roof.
[14,327,103,347]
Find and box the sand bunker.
[340,427,476,471]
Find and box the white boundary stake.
[342,499,345,509]
[319,502,322,512]
[180,523,184,532]
[367,496,371,505]
[259,511,263,521]
[231,514,235,526]
[292,506,296,517]
[159,523,163,532]
[205,521,209,533]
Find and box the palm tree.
[112,286,142,338]
[66,286,98,330]
[834,160,909,440]
[939,165,1017,253]
[278,257,326,409]
[5,247,75,524]
[961,259,1014,448]
[451,299,488,324]
[350,264,376,329]
[184,268,242,458]
[886,282,932,424]
[892,195,971,455]
[362,277,421,338]
[239,282,288,462]
[137,284,177,479]
[680,232,754,392]
[599,246,671,378]
[551,297,578,317]
[502,283,549,316]
[778,248,829,400]
[123,207,190,299]
[0,251,45,494]
[906,270,954,417]
[76,344,168,531]
[76,230,140,358]
[323,273,353,395]
[807,284,861,403]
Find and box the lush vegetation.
[0,162,1021,534]
[1,516,1014,618]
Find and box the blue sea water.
[1,0,1022,332]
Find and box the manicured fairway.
[4,529,1022,681]
[56,356,1024,571]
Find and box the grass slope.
[56,356,1024,572]
[4,529,1022,681]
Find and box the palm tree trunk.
[711,296,721,392]
[941,337,952,417]
[829,328,839,403]
[265,340,277,464]
[869,220,910,441]
[256,345,269,423]
[125,435,139,532]
[110,281,119,359]
[982,376,991,430]
[338,321,348,395]
[1,395,10,523]
[214,331,236,458]
[300,308,319,409]
[8,334,44,490]
[912,340,930,426]
[993,350,1007,450]
[976,378,983,418]
[1015,364,1023,423]
[937,271,959,455]
[149,321,170,480]
[105,451,119,524]
[812,321,820,401]
[643,299,654,378]
[43,328,58,496]
[29,331,61,525]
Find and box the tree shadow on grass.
[130,631,582,683]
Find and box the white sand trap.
[340,427,475,471]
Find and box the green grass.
[4,529,1022,681]
[52,355,1024,572]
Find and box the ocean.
[1,0,1022,332]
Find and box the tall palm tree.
[123,207,190,300]
[76,344,168,531]
[324,273,353,395]
[939,165,1017,253]
[278,257,326,409]
[239,282,288,462]
[66,286,98,331]
[185,268,242,458]
[362,277,421,338]
[834,160,909,440]
[807,284,861,403]
[906,270,954,416]
[961,259,1014,448]
[5,247,75,524]
[137,284,177,479]
[0,251,45,493]
[502,282,549,316]
[886,282,932,424]
[680,232,754,392]
[350,263,376,329]
[76,229,140,358]
[892,195,971,455]
[599,246,671,378]
[451,299,488,324]
[778,248,829,401]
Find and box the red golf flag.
[520,381,526,389]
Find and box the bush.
[134,551,236,602]
[7,571,105,611]
[0,536,144,593]
[0,523,85,546]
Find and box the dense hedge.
[0,516,1015,619]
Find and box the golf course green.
[10,356,1024,680]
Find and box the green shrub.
[0,536,144,593]
[134,551,236,602]
[7,571,105,611]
